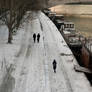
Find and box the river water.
[50,5,92,37]
[64,16,92,37]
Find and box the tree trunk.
[8,29,12,44]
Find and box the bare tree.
[0,0,48,43]
[0,0,26,43]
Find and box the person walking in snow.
[52,59,57,73]
[37,33,40,43]
[33,33,36,43]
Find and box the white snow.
[0,11,91,92]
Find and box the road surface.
[0,11,92,92]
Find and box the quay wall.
[50,5,92,17]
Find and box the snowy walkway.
[0,11,92,92]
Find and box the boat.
[60,21,75,32]
[42,8,51,16]
[52,14,64,30]
[60,21,85,65]
[81,38,92,70]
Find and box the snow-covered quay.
[0,11,92,92]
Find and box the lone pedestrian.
[37,33,40,43]
[52,59,57,73]
[33,33,36,43]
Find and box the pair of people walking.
[33,33,40,43]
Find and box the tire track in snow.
[17,16,49,92]
[39,18,51,92]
